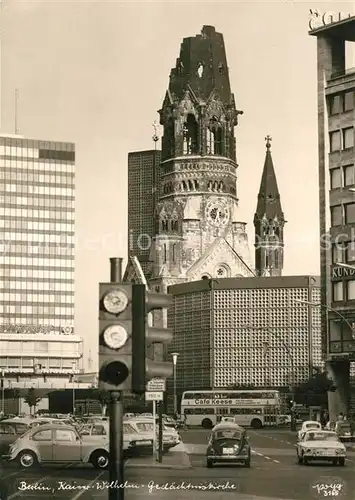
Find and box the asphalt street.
[0,428,353,500]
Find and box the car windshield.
[305,432,338,441]
[305,423,320,429]
[214,429,243,441]
[123,423,138,434]
[136,422,154,432]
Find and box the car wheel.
[18,450,38,469]
[297,453,303,465]
[245,460,251,468]
[338,457,345,466]
[202,418,213,429]
[91,450,109,469]
[250,419,262,429]
[206,460,213,468]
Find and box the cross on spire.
[152,121,159,143]
[265,135,272,149]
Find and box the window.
[332,243,345,263]
[207,117,222,155]
[33,429,52,441]
[345,203,355,224]
[330,131,341,152]
[343,127,354,149]
[163,244,167,263]
[344,92,354,112]
[183,114,198,155]
[54,429,76,442]
[330,95,341,115]
[332,282,344,302]
[347,280,355,300]
[347,241,355,262]
[344,165,355,186]
[330,168,342,189]
[331,205,342,226]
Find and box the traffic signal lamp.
[98,283,133,391]
[132,284,173,395]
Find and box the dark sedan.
[206,423,251,468]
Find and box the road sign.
[145,391,163,401]
[147,378,166,392]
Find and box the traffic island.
[125,449,192,469]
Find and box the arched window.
[172,244,176,262]
[163,244,167,263]
[265,253,269,269]
[171,219,178,231]
[207,117,222,155]
[183,114,198,155]
[274,249,279,268]
[161,219,168,231]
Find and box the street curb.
[125,451,193,470]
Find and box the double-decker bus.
[180,389,281,429]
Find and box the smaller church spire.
[254,136,286,277]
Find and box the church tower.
[148,25,254,288]
[254,136,285,277]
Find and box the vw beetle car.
[2,423,113,469]
[297,420,322,441]
[296,430,346,466]
[326,421,354,443]
[206,422,250,468]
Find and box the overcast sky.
[1,0,352,371]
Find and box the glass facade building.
[0,135,75,333]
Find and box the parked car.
[325,420,353,442]
[297,420,322,441]
[206,422,251,468]
[0,418,32,458]
[2,423,115,469]
[126,417,180,451]
[296,430,346,466]
[78,421,154,454]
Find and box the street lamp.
[1,369,4,414]
[72,361,76,415]
[295,299,355,339]
[243,325,296,431]
[171,353,179,416]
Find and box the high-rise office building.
[127,149,161,278]
[0,134,78,391]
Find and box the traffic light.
[131,284,173,395]
[98,282,133,391]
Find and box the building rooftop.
[309,15,355,41]
[168,275,320,294]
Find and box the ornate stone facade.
[125,26,254,288]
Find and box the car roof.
[212,423,245,432]
[28,424,77,432]
[303,420,321,425]
[1,418,32,424]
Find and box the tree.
[89,388,110,415]
[24,388,42,415]
[293,371,335,407]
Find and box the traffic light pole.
[109,390,124,500]
[158,401,163,463]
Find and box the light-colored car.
[78,421,154,453]
[296,430,346,466]
[3,423,113,469]
[325,420,354,442]
[297,420,322,441]
[126,417,180,450]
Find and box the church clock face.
[206,201,230,227]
